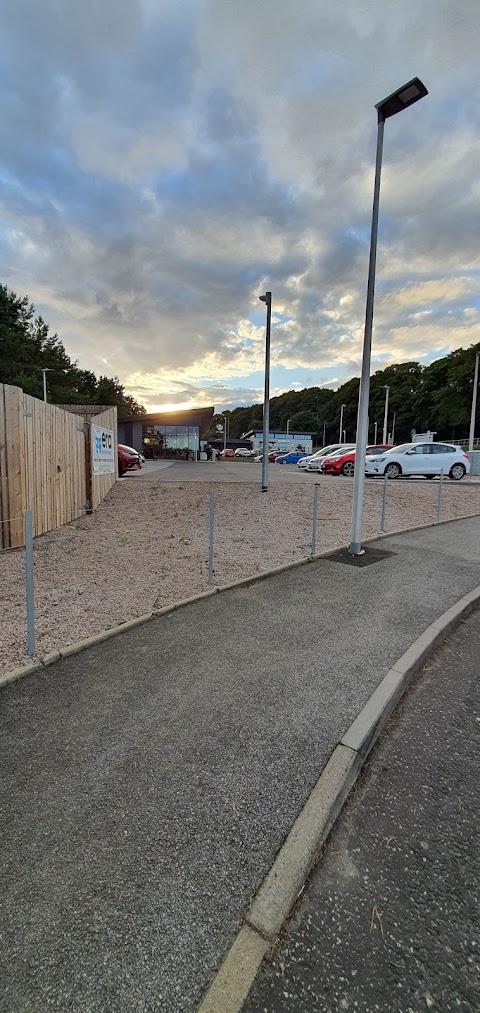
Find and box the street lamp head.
[375,77,428,121]
[259,291,271,305]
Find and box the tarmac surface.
[1,517,479,1012]
[244,607,480,1013]
[130,459,480,485]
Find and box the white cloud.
[0,0,479,410]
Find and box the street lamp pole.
[286,419,291,435]
[259,291,272,493]
[374,421,378,444]
[349,77,428,555]
[220,414,227,455]
[42,368,49,402]
[382,385,390,444]
[468,351,479,452]
[339,404,346,443]
[322,420,326,446]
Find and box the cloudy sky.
[1,0,479,411]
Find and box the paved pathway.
[1,518,479,1012]
[245,607,480,1013]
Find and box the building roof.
[121,407,215,429]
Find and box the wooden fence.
[0,385,117,549]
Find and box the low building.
[118,407,214,459]
[242,430,314,455]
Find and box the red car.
[118,443,142,476]
[221,448,235,457]
[321,444,391,476]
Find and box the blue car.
[275,451,310,464]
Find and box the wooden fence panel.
[1,384,25,547]
[0,387,117,547]
[91,407,118,510]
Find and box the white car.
[297,444,354,471]
[365,442,470,480]
[234,447,255,458]
[307,444,356,473]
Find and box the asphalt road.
[1,519,479,1012]
[130,460,480,486]
[244,608,480,1013]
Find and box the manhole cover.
[326,546,396,567]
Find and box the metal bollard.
[380,472,388,532]
[24,509,35,657]
[437,469,444,521]
[208,491,215,584]
[311,485,319,555]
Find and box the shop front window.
[142,424,200,458]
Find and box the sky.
[0,0,479,412]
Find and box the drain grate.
[325,546,396,568]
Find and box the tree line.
[0,284,145,416]
[2,283,478,440]
[207,344,480,445]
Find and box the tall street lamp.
[468,351,479,452]
[286,418,291,435]
[42,367,52,402]
[339,404,346,443]
[42,367,68,402]
[259,291,272,493]
[382,385,390,444]
[349,77,428,554]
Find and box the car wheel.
[385,462,401,479]
[118,459,124,477]
[449,463,466,481]
[341,461,355,477]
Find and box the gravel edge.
[1,511,479,692]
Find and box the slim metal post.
[374,421,378,444]
[437,469,444,521]
[350,115,385,554]
[380,471,388,532]
[24,509,35,656]
[208,491,214,584]
[322,421,326,447]
[223,416,227,456]
[311,485,319,556]
[260,292,272,493]
[382,386,389,444]
[468,352,479,452]
[339,404,345,443]
[42,370,47,402]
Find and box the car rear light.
[463,454,469,460]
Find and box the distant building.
[242,430,314,455]
[118,407,214,459]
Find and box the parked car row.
[294,441,471,480]
[216,441,471,481]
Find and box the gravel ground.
[1,476,480,675]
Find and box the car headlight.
[374,456,385,463]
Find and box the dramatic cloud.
[0,0,479,409]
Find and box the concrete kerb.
[1,511,479,693]
[196,583,480,1013]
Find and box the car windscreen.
[384,444,413,454]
